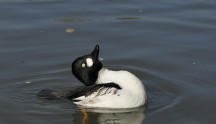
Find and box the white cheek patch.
[86,58,93,67]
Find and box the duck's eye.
[81,63,86,68]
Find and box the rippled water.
[0,0,216,123]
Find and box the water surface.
[0,0,216,124]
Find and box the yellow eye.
[81,63,86,67]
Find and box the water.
[0,0,216,123]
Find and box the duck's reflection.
[73,106,146,124]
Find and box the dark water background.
[0,0,216,123]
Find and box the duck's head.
[72,45,103,86]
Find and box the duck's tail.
[37,89,70,100]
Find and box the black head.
[72,45,103,86]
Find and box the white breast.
[96,68,147,108]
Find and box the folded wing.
[37,82,121,101]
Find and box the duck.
[38,45,147,109]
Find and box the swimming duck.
[38,45,147,108]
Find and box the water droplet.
[25,81,31,84]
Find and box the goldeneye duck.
[71,45,147,108]
[38,45,147,108]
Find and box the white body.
[74,68,147,108]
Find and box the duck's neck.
[96,68,114,84]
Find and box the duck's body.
[38,45,147,109]
[74,68,146,108]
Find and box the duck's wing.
[68,82,122,100]
[37,83,121,100]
